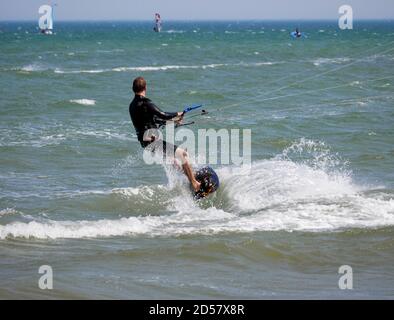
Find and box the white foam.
[250,62,277,66]
[0,125,135,148]
[96,49,124,53]
[0,133,66,147]
[165,30,185,34]
[2,139,393,240]
[313,57,351,66]
[13,64,46,72]
[21,64,40,72]
[55,69,107,74]
[111,185,165,197]
[73,129,133,141]
[69,99,96,106]
[0,208,18,217]
[53,61,279,74]
[112,64,224,72]
[220,160,356,213]
[1,189,393,240]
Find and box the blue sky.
[0,0,393,21]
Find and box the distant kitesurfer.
[129,77,201,192]
[153,13,162,32]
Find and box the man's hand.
[173,111,184,124]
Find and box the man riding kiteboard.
[129,77,201,192]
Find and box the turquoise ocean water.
[0,21,394,298]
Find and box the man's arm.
[147,101,180,121]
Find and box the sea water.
[0,21,393,298]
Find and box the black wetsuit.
[129,94,179,152]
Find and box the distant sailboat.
[38,4,55,35]
[153,13,162,32]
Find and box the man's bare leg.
[175,148,201,192]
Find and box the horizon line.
[1,18,393,22]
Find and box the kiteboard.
[290,31,304,38]
[193,166,220,199]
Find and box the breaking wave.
[53,61,281,74]
[69,99,96,106]
[1,139,393,240]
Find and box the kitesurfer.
[129,77,201,192]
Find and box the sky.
[0,0,393,21]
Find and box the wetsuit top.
[129,94,178,144]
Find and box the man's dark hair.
[132,77,147,93]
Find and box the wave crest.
[1,139,393,240]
